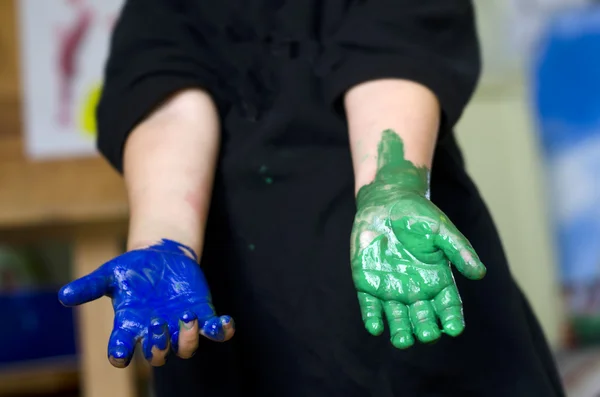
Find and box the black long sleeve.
[96,0,214,173]
[96,0,481,172]
[319,0,481,130]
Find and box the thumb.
[435,218,486,280]
[58,267,111,307]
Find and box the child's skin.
[351,129,485,348]
[59,79,485,366]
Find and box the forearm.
[123,89,220,256]
[344,79,441,193]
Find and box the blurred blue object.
[533,5,600,156]
[0,289,77,365]
[532,5,600,346]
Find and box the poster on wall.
[18,0,124,160]
[532,4,600,348]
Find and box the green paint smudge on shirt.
[258,165,273,184]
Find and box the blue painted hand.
[58,239,234,368]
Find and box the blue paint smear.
[58,239,232,365]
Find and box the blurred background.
[0,0,599,396]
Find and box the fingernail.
[444,319,465,337]
[392,333,414,350]
[419,325,441,344]
[365,318,384,336]
[180,311,197,329]
[150,319,166,336]
[108,345,131,365]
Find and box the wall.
[456,79,565,347]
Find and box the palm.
[110,249,219,334]
[59,240,233,367]
[351,192,485,349]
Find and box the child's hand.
[58,239,233,368]
[350,130,485,349]
[351,190,485,349]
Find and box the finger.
[143,318,170,367]
[169,330,180,354]
[58,272,110,307]
[168,318,180,355]
[177,311,199,358]
[357,292,384,336]
[383,301,414,349]
[435,219,486,280]
[107,327,137,368]
[409,300,441,344]
[433,284,465,337]
[200,315,235,342]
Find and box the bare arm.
[344,78,440,193]
[123,88,220,256]
[57,1,235,369]
[346,80,485,349]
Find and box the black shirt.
[97,0,480,171]
[96,1,565,396]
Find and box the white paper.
[18,0,124,160]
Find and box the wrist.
[127,237,200,262]
[127,211,203,259]
[356,175,429,209]
[355,138,431,207]
[126,182,209,259]
[346,80,438,194]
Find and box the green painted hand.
[351,130,486,349]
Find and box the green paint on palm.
[351,129,486,349]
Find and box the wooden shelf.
[0,135,128,229]
[0,357,79,396]
[0,2,137,397]
[0,0,129,230]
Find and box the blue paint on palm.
[58,239,232,365]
